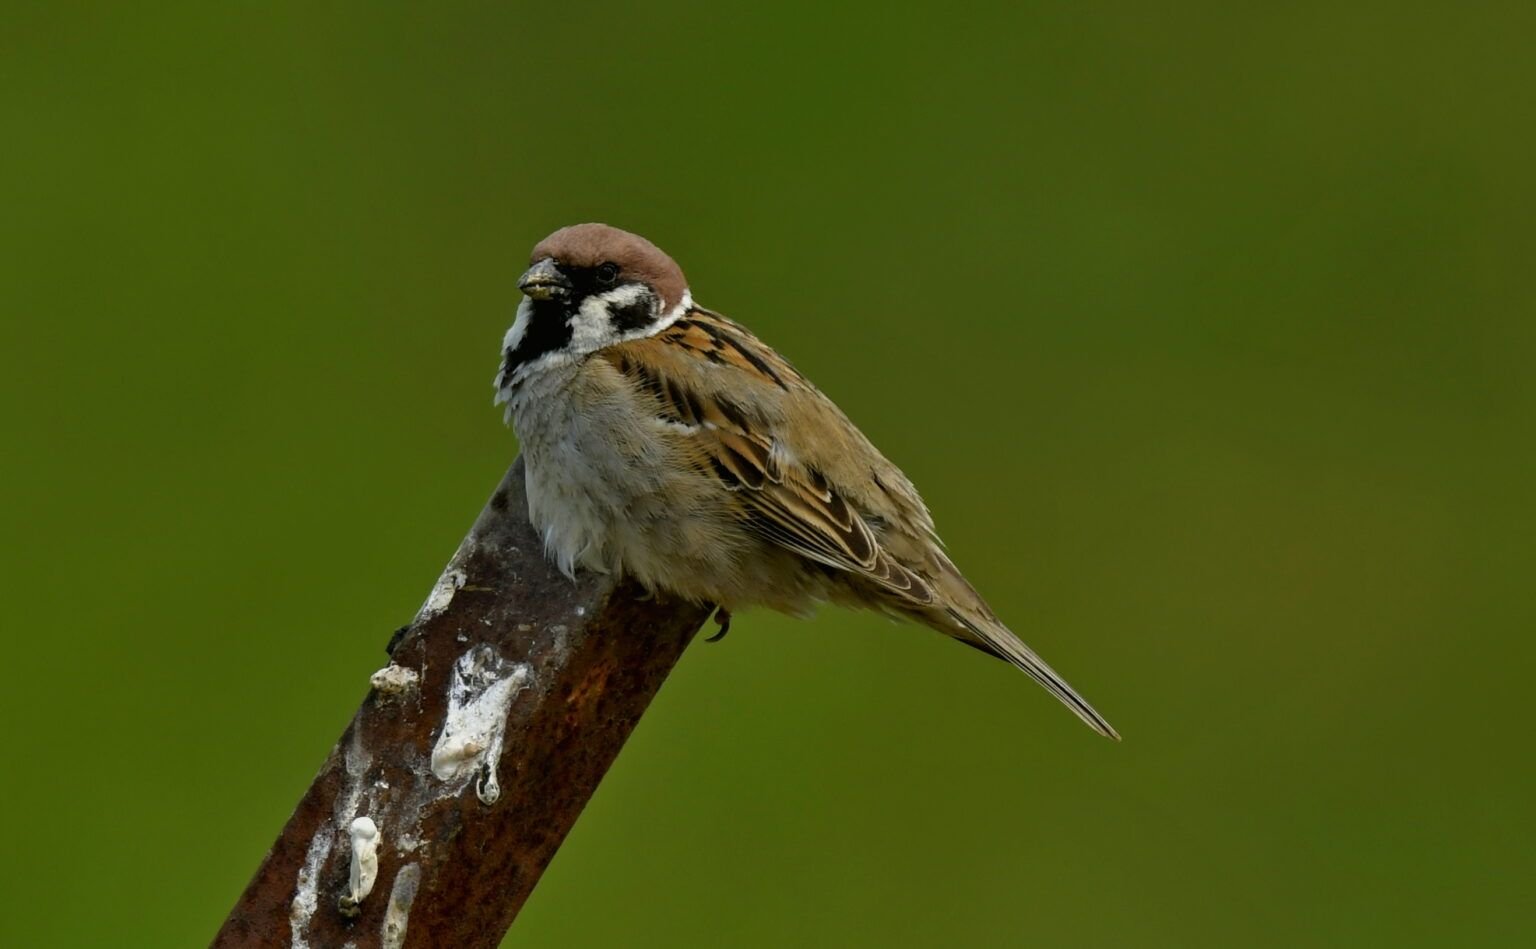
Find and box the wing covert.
[600,313,935,606]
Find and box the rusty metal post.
[214,457,711,948]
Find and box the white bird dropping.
[348,816,380,904]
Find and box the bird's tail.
[945,608,1120,741]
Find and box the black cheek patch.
[607,288,657,333]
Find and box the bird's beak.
[518,258,572,301]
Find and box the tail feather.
[949,610,1121,741]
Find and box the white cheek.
[568,284,651,352]
[494,298,538,401]
[501,298,534,353]
[658,290,692,328]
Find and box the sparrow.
[495,223,1118,739]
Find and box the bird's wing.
[602,308,1119,740]
[599,309,937,607]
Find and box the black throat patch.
[501,298,575,380]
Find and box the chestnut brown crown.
[530,223,689,311]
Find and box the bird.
[495,223,1118,739]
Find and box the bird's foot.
[706,607,732,643]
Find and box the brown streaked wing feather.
[599,317,933,606]
[654,310,804,391]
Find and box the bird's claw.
[706,607,732,643]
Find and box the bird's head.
[497,224,691,393]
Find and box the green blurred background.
[4,2,1533,946]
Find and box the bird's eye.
[595,262,620,285]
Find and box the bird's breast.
[507,362,715,580]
